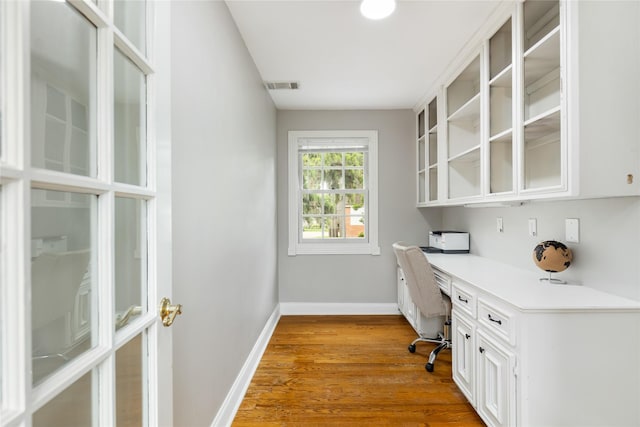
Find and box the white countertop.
[426,253,640,312]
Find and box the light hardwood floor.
[233,315,484,426]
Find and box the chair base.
[408,321,452,373]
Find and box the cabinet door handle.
[479,347,485,353]
[487,314,502,325]
[465,334,471,339]
[458,295,468,303]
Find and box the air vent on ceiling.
[264,81,300,90]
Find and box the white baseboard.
[210,305,281,427]
[279,302,400,315]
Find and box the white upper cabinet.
[521,0,562,195]
[416,96,441,205]
[415,0,640,206]
[447,55,482,201]
[488,18,515,196]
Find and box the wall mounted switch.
[497,217,504,233]
[528,218,537,237]
[565,218,580,243]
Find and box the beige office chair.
[392,242,451,372]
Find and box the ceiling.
[225,0,502,110]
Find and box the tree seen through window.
[301,151,366,240]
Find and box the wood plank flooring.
[232,315,484,426]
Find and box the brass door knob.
[160,297,182,327]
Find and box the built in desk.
[396,253,640,427]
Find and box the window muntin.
[288,131,379,256]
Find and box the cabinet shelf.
[417,109,426,138]
[524,0,559,51]
[524,107,561,190]
[490,128,513,143]
[524,105,561,131]
[524,26,560,64]
[490,76,513,136]
[449,146,481,199]
[447,56,480,116]
[524,26,560,59]
[489,64,513,88]
[429,168,438,202]
[490,18,513,81]
[449,145,481,163]
[448,93,480,122]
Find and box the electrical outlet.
[528,218,537,237]
[566,218,580,243]
[497,217,504,233]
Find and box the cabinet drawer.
[433,268,451,295]
[478,299,516,346]
[452,282,477,318]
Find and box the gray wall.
[171,2,278,426]
[277,110,441,303]
[440,197,640,301]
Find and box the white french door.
[0,1,174,426]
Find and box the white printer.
[425,231,470,254]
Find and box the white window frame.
[288,130,380,256]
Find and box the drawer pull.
[487,314,502,325]
[465,334,471,339]
[458,295,469,303]
[479,347,485,353]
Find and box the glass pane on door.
[32,370,94,426]
[114,0,147,55]
[114,50,147,187]
[116,333,146,426]
[30,0,97,177]
[31,189,95,384]
[115,197,146,331]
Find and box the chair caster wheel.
[426,363,434,372]
[408,344,416,353]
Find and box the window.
[288,130,380,255]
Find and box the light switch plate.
[528,218,537,237]
[565,218,580,243]
[497,217,504,233]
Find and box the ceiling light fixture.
[360,0,396,20]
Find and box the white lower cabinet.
[453,307,516,427]
[427,253,640,426]
[476,330,516,427]
[451,310,475,404]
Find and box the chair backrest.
[392,242,447,318]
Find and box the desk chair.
[392,242,451,372]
